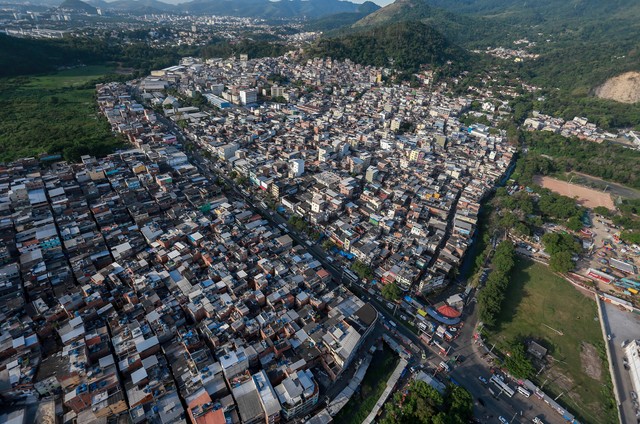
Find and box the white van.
[518,386,531,397]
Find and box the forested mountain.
[304,2,381,32]
[352,0,510,47]
[307,21,466,74]
[424,0,640,22]
[349,0,640,113]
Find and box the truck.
[443,330,454,342]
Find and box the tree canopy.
[382,282,402,301]
[381,381,473,424]
[478,241,516,326]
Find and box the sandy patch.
[534,175,615,210]
[595,71,640,104]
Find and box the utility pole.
[536,363,546,377]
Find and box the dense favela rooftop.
[0,54,517,423]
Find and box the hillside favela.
[1,1,640,424]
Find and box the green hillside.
[352,0,509,47]
[304,2,381,32]
[346,0,640,126]
[307,21,466,73]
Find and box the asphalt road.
[450,302,568,424]
[183,137,569,424]
[601,301,640,424]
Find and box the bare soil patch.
[580,342,602,381]
[595,71,640,104]
[534,175,614,210]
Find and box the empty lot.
[534,175,615,209]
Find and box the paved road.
[449,301,568,424]
[601,301,640,424]
[571,172,640,200]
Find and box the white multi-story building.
[624,340,640,395]
[218,143,239,161]
[289,159,304,177]
[239,89,257,106]
[274,370,319,420]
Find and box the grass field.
[489,258,616,424]
[333,345,399,424]
[0,65,124,162]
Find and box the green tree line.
[477,241,516,326]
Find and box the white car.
[499,416,508,424]
[478,376,488,384]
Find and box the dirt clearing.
[580,342,603,381]
[595,71,640,104]
[534,175,615,210]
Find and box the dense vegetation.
[352,0,509,48]
[304,2,381,32]
[60,0,97,14]
[381,381,473,424]
[493,181,584,240]
[0,34,189,78]
[200,39,287,61]
[425,0,640,89]
[612,199,640,245]
[502,340,535,379]
[477,241,516,326]
[530,88,640,131]
[382,282,401,301]
[0,67,125,163]
[307,21,465,74]
[287,215,321,240]
[352,260,374,281]
[524,132,640,189]
[542,233,581,273]
[0,33,287,79]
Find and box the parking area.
[601,301,640,424]
[574,214,640,296]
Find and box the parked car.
[478,376,488,384]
